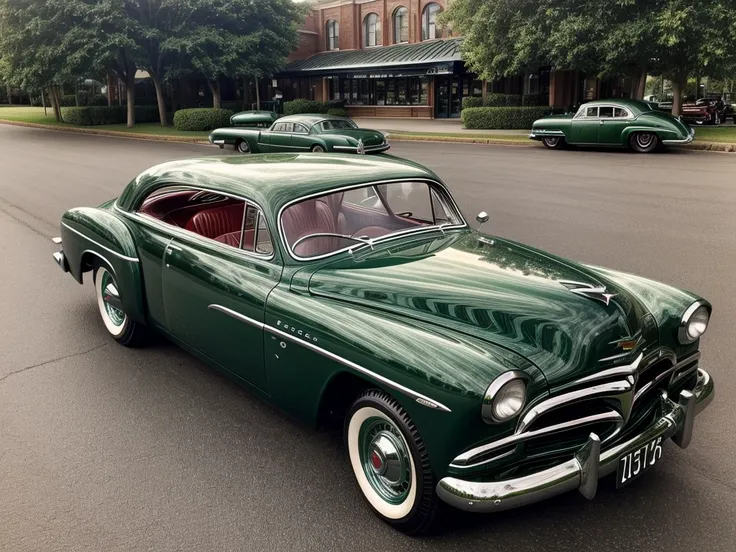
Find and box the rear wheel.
[345,390,439,534]
[94,264,146,347]
[629,132,659,153]
[542,136,566,150]
[311,144,325,153]
[236,139,250,154]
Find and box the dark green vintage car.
[229,110,279,128]
[530,99,694,153]
[52,154,714,534]
[209,114,390,154]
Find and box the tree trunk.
[242,76,249,110]
[49,86,62,122]
[125,69,135,127]
[695,75,701,99]
[151,74,167,126]
[42,89,47,116]
[75,82,80,107]
[671,75,686,116]
[107,73,114,106]
[7,84,12,105]
[255,76,260,110]
[635,66,647,99]
[206,78,222,109]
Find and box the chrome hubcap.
[100,271,125,327]
[546,137,559,146]
[360,418,411,504]
[637,134,654,148]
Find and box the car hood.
[306,232,659,388]
[321,128,386,146]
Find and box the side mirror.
[476,211,489,229]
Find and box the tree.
[0,0,93,121]
[165,0,304,109]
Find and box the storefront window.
[387,80,396,105]
[376,80,386,105]
[329,78,339,101]
[397,79,407,104]
[360,79,370,104]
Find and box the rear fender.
[60,207,146,324]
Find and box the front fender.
[60,207,146,324]
[263,285,547,478]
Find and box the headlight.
[678,301,711,344]
[481,372,527,424]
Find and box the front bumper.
[528,130,565,141]
[437,368,714,513]
[662,127,695,146]
[333,144,391,154]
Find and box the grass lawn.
[0,106,210,139]
[385,129,530,143]
[691,126,736,144]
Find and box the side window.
[242,205,273,255]
[255,212,274,255]
[343,186,387,213]
[378,182,433,222]
[599,106,614,118]
[273,122,293,132]
[293,123,308,134]
[585,106,598,117]
[614,108,630,118]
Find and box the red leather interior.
[185,203,245,240]
[282,199,338,256]
[214,229,255,249]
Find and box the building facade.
[272,0,642,119]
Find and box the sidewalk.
[351,117,528,135]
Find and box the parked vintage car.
[530,99,694,153]
[52,153,714,534]
[229,110,279,128]
[681,97,729,125]
[209,114,390,154]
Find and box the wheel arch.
[317,371,382,427]
[620,126,664,145]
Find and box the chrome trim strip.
[633,352,701,402]
[264,323,451,413]
[450,410,622,469]
[437,369,714,513]
[61,222,140,262]
[276,177,468,263]
[207,304,265,330]
[574,353,643,385]
[662,127,695,145]
[332,146,359,151]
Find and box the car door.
[571,106,600,143]
[598,106,631,144]
[162,199,282,392]
[289,122,315,150]
[264,122,293,151]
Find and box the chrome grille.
[450,349,701,470]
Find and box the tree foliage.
[442,0,736,113]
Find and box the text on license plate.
[616,436,663,488]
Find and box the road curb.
[2,118,735,152]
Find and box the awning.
[278,38,464,78]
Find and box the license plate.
[616,436,664,488]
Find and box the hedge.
[284,99,346,115]
[173,108,234,131]
[326,108,348,117]
[522,93,547,107]
[60,105,164,125]
[461,106,549,129]
[60,95,78,107]
[462,96,484,110]
[485,93,522,107]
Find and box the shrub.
[522,93,548,107]
[88,94,108,106]
[60,94,78,107]
[484,93,522,107]
[60,107,92,125]
[326,108,348,117]
[283,99,344,115]
[461,106,549,129]
[462,96,484,110]
[173,108,234,131]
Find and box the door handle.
[166,244,182,254]
[599,120,604,125]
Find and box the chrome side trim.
[574,353,643,385]
[662,127,695,145]
[61,222,140,262]
[264,323,451,413]
[276,177,468,263]
[207,304,265,330]
[333,145,358,151]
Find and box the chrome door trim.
[61,222,140,262]
[265,323,452,413]
[208,304,265,330]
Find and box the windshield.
[320,119,357,131]
[280,181,465,259]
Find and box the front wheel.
[345,390,439,534]
[311,145,326,153]
[629,132,659,153]
[542,136,566,149]
[94,265,146,347]
[236,139,251,154]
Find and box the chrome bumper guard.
[437,368,714,513]
[662,127,695,146]
[52,237,69,273]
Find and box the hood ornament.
[559,280,616,306]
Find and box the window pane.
[599,106,614,118]
[585,107,598,117]
[343,186,386,212]
[242,205,258,252]
[376,80,385,105]
[377,182,433,222]
[397,79,407,104]
[614,108,630,118]
[255,212,273,255]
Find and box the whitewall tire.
[93,264,146,347]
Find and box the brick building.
[269,0,640,119]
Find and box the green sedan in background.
[209,114,390,154]
[530,99,694,153]
[229,110,279,128]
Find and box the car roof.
[583,98,652,113]
[275,114,337,126]
[116,153,441,219]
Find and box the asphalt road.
[1,125,735,551]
